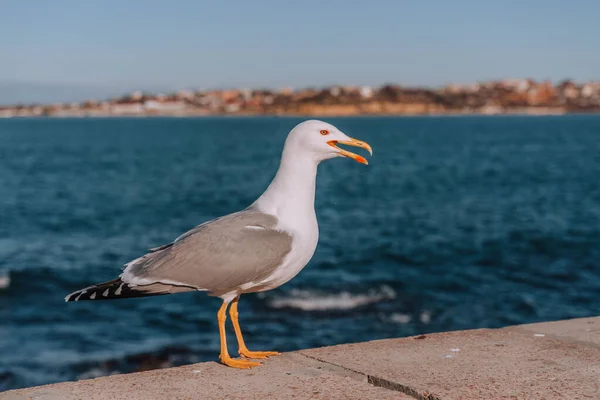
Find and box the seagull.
[65,120,372,369]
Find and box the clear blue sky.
[1,0,599,102]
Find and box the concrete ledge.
[3,317,599,400]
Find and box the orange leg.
[217,301,261,369]
[229,296,280,359]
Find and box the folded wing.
[121,209,293,297]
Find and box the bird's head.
[284,120,373,165]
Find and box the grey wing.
[121,209,292,296]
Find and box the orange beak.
[327,138,373,165]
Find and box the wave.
[389,313,412,324]
[266,285,396,311]
[389,310,432,324]
[0,271,10,289]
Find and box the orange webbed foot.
[239,349,280,359]
[219,354,262,369]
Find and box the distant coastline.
[1,79,599,118]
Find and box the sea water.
[1,115,600,390]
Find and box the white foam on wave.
[268,285,396,311]
[0,272,10,289]
[390,313,412,324]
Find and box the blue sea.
[2,116,600,391]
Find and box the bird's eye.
[320,129,329,135]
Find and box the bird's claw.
[219,355,262,369]
[239,350,280,359]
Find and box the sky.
[1,0,599,103]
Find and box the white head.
[283,120,373,165]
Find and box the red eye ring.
[320,129,329,135]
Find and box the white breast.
[255,213,318,291]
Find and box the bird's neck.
[253,149,318,221]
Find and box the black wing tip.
[65,278,124,302]
[64,278,173,302]
[65,287,90,302]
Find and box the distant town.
[1,79,600,118]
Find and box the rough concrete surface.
[2,353,409,400]
[514,316,600,347]
[302,317,600,400]
[4,317,600,400]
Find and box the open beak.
[327,138,373,165]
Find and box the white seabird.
[65,119,372,369]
